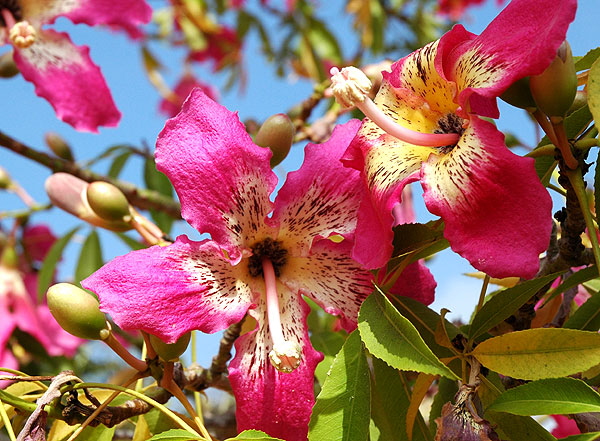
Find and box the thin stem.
[552,120,579,170]
[190,332,204,423]
[262,258,284,346]
[10,183,36,207]
[102,333,148,372]
[566,168,600,269]
[65,372,142,441]
[164,374,212,441]
[475,275,491,313]
[532,109,560,146]
[0,397,17,441]
[356,98,460,147]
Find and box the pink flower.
[0,0,151,132]
[188,25,242,71]
[551,415,580,438]
[437,0,505,20]
[159,73,219,118]
[341,0,576,278]
[83,89,433,439]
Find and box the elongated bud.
[0,51,18,78]
[45,173,131,231]
[87,181,132,222]
[45,132,74,161]
[269,340,302,373]
[530,41,577,119]
[254,114,295,167]
[500,77,536,110]
[47,283,110,340]
[0,166,11,189]
[149,332,191,361]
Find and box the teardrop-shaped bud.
[45,132,74,161]
[254,114,295,167]
[0,166,11,189]
[530,41,577,118]
[149,332,191,361]
[500,77,536,110]
[47,283,109,340]
[0,51,18,78]
[86,181,131,222]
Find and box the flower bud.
[500,77,536,110]
[1,246,18,268]
[254,114,295,168]
[0,166,11,189]
[45,132,74,161]
[529,41,577,118]
[45,173,131,231]
[0,51,18,78]
[269,340,302,373]
[149,332,191,361]
[86,181,131,222]
[47,283,109,340]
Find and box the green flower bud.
[0,51,18,78]
[0,166,11,189]
[530,41,577,118]
[500,77,536,110]
[47,283,109,340]
[86,181,132,222]
[254,114,295,167]
[149,332,191,361]
[45,132,74,161]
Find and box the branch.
[0,131,181,219]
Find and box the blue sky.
[1,0,599,366]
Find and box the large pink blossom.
[83,89,433,440]
[0,0,151,132]
[342,0,576,279]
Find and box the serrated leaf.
[147,429,202,440]
[308,330,370,441]
[576,47,600,71]
[487,378,600,415]
[74,229,103,283]
[370,358,432,441]
[472,328,600,380]
[469,273,561,339]
[225,429,284,440]
[37,226,80,301]
[585,58,600,134]
[565,289,600,331]
[359,289,458,380]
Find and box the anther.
[330,66,460,147]
[9,21,36,48]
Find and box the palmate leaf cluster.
[1,1,600,441]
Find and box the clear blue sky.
[1,0,599,367]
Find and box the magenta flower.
[337,0,576,279]
[0,0,151,132]
[159,73,219,118]
[83,89,383,439]
[437,0,505,20]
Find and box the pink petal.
[156,89,277,264]
[387,261,436,305]
[24,0,152,39]
[272,120,364,256]
[421,117,552,279]
[159,74,219,118]
[82,236,254,343]
[437,0,577,117]
[22,224,56,263]
[551,415,580,438]
[229,288,323,441]
[282,237,374,332]
[14,30,120,132]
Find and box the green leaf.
[469,273,561,339]
[559,433,600,441]
[359,289,458,380]
[74,229,103,283]
[565,287,600,331]
[115,232,146,251]
[546,266,598,305]
[575,47,600,71]
[587,57,600,134]
[108,151,133,179]
[487,378,600,415]
[147,429,202,440]
[77,425,116,441]
[225,429,284,440]
[37,226,80,302]
[472,328,600,379]
[308,330,371,441]
[391,222,448,262]
[144,158,174,234]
